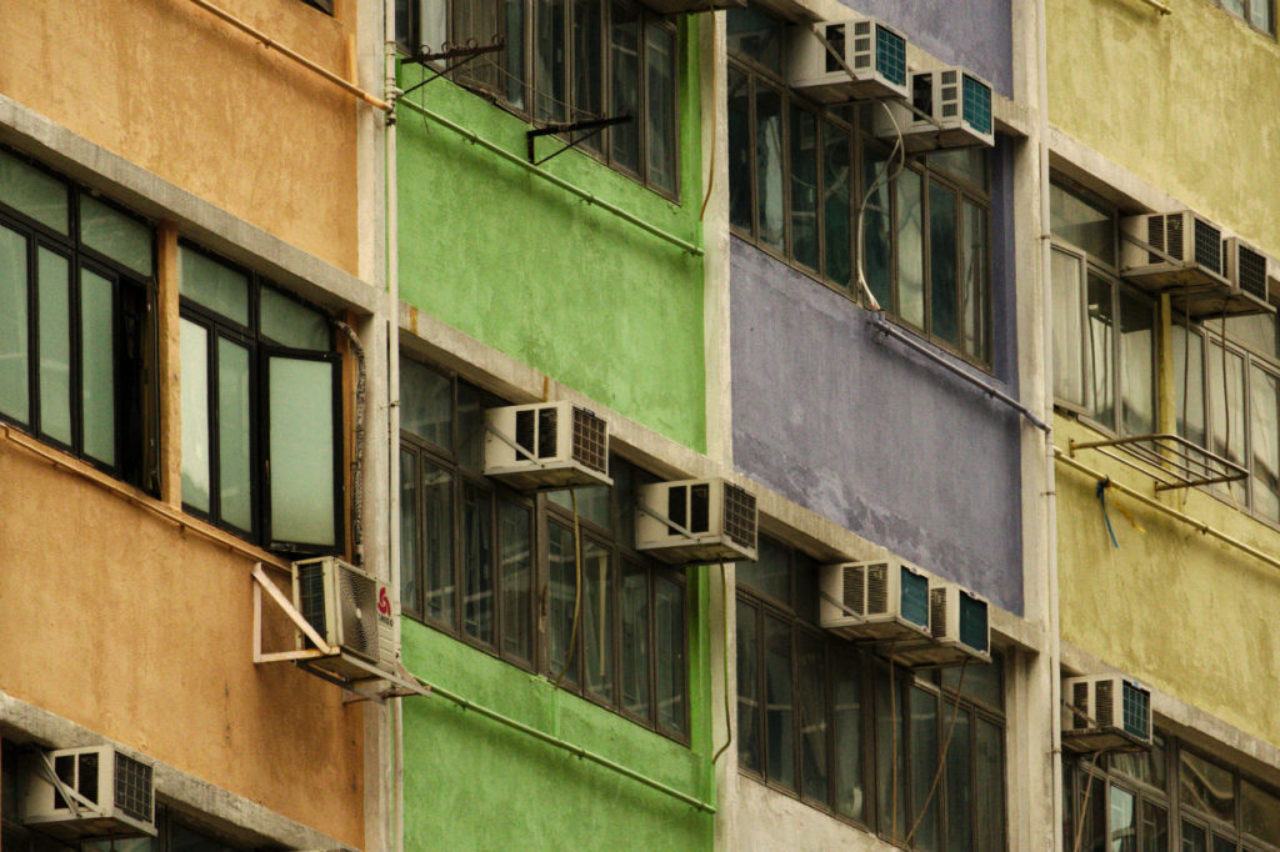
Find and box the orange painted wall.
[0,444,365,848]
[0,0,360,274]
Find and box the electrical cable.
[902,658,970,847]
[712,562,734,764]
[553,488,584,688]
[1070,748,1107,852]
[854,101,906,313]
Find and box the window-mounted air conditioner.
[483,401,612,490]
[1209,237,1276,317]
[891,582,991,667]
[788,16,909,104]
[20,746,156,842]
[293,556,397,681]
[874,66,994,152]
[636,478,757,564]
[818,558,931,643]
[1062,673,1153,753]
[1120,211,1227,299]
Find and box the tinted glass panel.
[929,182,959,347]
[1241,778,1280,845]
[535,0,567,122]
[1174,326,1206,447]
[573,0,603,153]
[180,319,211,512]
[80,195,151,276]
[0,225,28,423]
[1053,248,1086,407]
[401,358,452,450]
[960,198,987,359]
[1120,289,1156,435]
[500,500,533,661]
[1087,274,1116,429]
[218,338,253,532]
[609,1,641,174]
[0,149,68,233]
[1208,342,1246,475]
[755,84,785,252]
[462,483,494,644]
[975,716,1005,851]
[909,686,940,851]
[736,599,761,774]
[876,670,908,843]
[796,630,828,804]
[583,537,614,700]
[728,67,752,234]
[422,459,454,623]
[832,650,864,821]
[1251,365,1280,522]
[645,24,677,194]
[80,268,115,465]
[1142,801,1167,852]
[898,170,925,328]
[268,356,335,546]
[400,449,420,615]
[864,152,893,310]
[822,122,852,288]
[945,707,972,852]
[655,573,686,734]
[1180,750,1235,825]
[790,108,819,272]
[622,562,651,718]
[764,613,795,790]
[726,7,784,71]
[549,485,611,529]
[260,288,328,350]
[548,521,578,685]
[737,536,790,603]
[37,248,71,444]
[180,248,249,326]
[1051,182,1114,265]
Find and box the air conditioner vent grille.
[875,25,907,86]
[113,754,153,824]
[1072,681,1090,728]
[900,567,930,628]
[1123,681,1151,740]
[722,484,757,549]
[339,566,379,659]
[1238,244,1268,299]
[962,73,992,135]
[298,563,328,641]
[1194,218,1221,273]
[571,407,608,474]
[1148,215,1166,265]
[843,564,866,615]
[959,590,989,652]
[1095,679,1114,726]
[867,563,889,615]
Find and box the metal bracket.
[526,115,632,167]
[484,421,544,467]
[251,562,335,663]
[397,40,506,101]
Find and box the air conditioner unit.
[635,478,757,564]
[484,401,612,490]
[1120,211,1227,297]
[788,16,909,103]
[20,746,156,842]
[293,556,397,681]
[891,582,991,667]
[874,66,994,152]
[818,559,931,643]
[1062,674,1153,753]
[1202,236,1276,317]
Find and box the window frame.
[1212,0,1274,36]
[177,240,344,555]
[398,358,692,743]
[0,149,160,495]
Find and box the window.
[1051,180,1157,436]
[300,0,334,13]
[1175,315,1280,523]
[726,7,993,365]
[0,147,159,493]
[179,243,342,553]
[1064,730,1280,852]
[736,536,1007,850]
[1216,0,1272,34]
[399,356,690,739]
[397,0,680,197]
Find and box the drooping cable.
[712,562,734,764]
[902,658,970,846]
[1070,749,1106,852]
[854,102,906,312]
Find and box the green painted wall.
[1046,0,1280,252]
[1056,416,1280,745]
[396,17,706,453]
[400,574,714,852]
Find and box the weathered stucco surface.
[0,0,361,274]
[0,448,366,847]
[395,22,707,453]
[1047,0,1280,252]
[1056,416,1280,747]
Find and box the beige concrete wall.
[0,441,365,847]
[1046,0,1280,250]
[1055,415,1280,747]
[0,0,361,274]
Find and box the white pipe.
[383,8,404,852]
[1036,0,1065,844]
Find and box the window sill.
[737,770,874,837]
[0,422,291,575]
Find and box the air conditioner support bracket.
[635,500,706,543]
[251,563,336,663]
[526,115,632,167]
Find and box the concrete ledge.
[0,691,355,852]
[0,93,382,318]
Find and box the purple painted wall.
[848,0,1014,98]
[730,140,1023,615]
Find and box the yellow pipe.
[186,0,392,111]
[1054,447,1280,573]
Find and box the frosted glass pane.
[80,269,115,465]
[269,357,335,546]
[181,319,211,512]
[179,247,248,325]
[0,149,68,234]
[1052,249,1085,407]
[38,249,71,444]
[81,195,151,276]
[0,225,29,423]
[260,287,328,350]
[219,339,253,531]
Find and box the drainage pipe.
[395,97,703,257]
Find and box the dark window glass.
[728,67,753,233]
[823,122,853,289]
[909,686,941,851]
[462,483,495,644]
[832,649,864,821]
[756,84,785,253]
[423,460,455,623]
[790,107,820,272]
[400,448,421,617]
[548,520,579,685]
[796,629,828,804]
[929,182,959,347]
[609,1,641,173]
[582,536,614,701]
[1180,750,1235,824]
[622,561,651,719]
[944,707,972,852]
[499,499,533,661]
[654,573,686,734]
[737,599,762,775]
[764,612,796,790]
[645,24,677,194]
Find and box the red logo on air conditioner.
[378,586,392,616]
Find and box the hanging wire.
[1070,749,1107,852]
[711,562,734,764]
[854,101,906,312]
[903,658,971,847]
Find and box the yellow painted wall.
[0,0,360,274]
[0,444,365,847]
[1046,0,1280,251]
[1056,415,1280,746]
